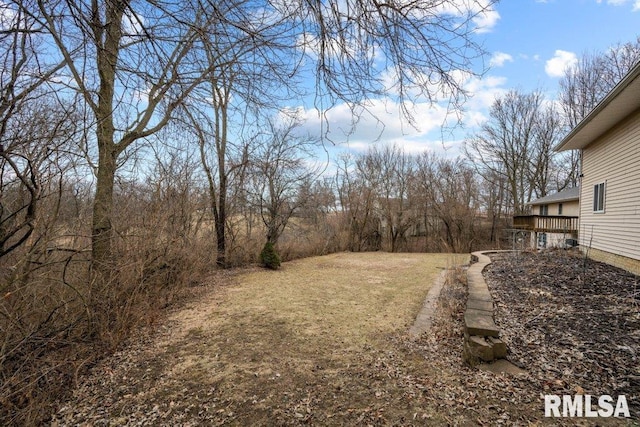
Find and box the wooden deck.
[512,215,578,233]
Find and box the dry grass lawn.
[54,252,473,425]
[160,252,466,424]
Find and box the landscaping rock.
[465,335,495,363]
[464,310,500,337]
[488,337,507,359]
[466,299,493,312]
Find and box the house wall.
[579,107,640,266]
[559,200,579,216]
[535,231,577,249]
[531,200,579,216]
[583,247,640,276]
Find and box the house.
[513,187,580,249]
[555,60,640,275]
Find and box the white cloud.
[596,0,640,8]
[545,50,578,78]
[465,75,508,108]
[290,98,452,152]
[429,0,499,33]
[472,7,500,33]
[286,70,509,156]
[489,52,514,68]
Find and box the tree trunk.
[92,145,117,270]
[215,178,226,268]
[90,0,123,270]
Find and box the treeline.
[0,0,639,423]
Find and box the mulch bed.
[484,249,640,416]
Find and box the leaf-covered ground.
[484,250,640,420]
[50,251,637,425]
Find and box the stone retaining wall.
[463,251,507,364]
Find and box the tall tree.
[558,39,640,187]
[31,0,214,269]
[248,118,321,248]
[464,89,563,215]
[26,0,494,268]
[465,90,539,215]
[182,1,299,268]
[559,38,640,128]
[414,153,478,253]
[362,145,416,252]
[336,152,382,251]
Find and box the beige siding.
[561,201,579,216]
[532,200,579,216]
[552,200,579,216]
[580,108,640,261]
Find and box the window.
[538,233,547,249]
[593,182,606,213]
[558,203,563,215]
[539,204,548,216]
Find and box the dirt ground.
[50,251,638,426]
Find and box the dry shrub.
[0,244,94,426]
[277,216,348,262]
[0,193,217,426]
[226,235,262,268]
[223,213,349,266]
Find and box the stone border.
[409,269,447,339]
[463,251,507,364]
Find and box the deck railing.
[512,215,579,233]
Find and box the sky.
[297,0,640,164]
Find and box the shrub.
[260,242,281,270]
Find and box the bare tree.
[478,170,508,245]
[29,0,218,269]
[559,38,640,128]
[529,103,564,196]
[558,52,609,130]
[183,68,245,268]
[248,118,322,248]
[464,89,563,215]
[23,0,493,268]
[181,2,300,268]
[361,145,416,252]
[294,0,495,125]
[0,2,69,260]
[336,152,382,251]
[558,39,640,187]
[414,153,478,253]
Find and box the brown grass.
[53,252,470,425]
[173,252,464,370]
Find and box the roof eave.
[554,61,640,152]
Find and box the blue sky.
[485,0,640,92]
[298,0,640,163]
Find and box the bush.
[260,242,281,270]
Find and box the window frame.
[593,182,606,213]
